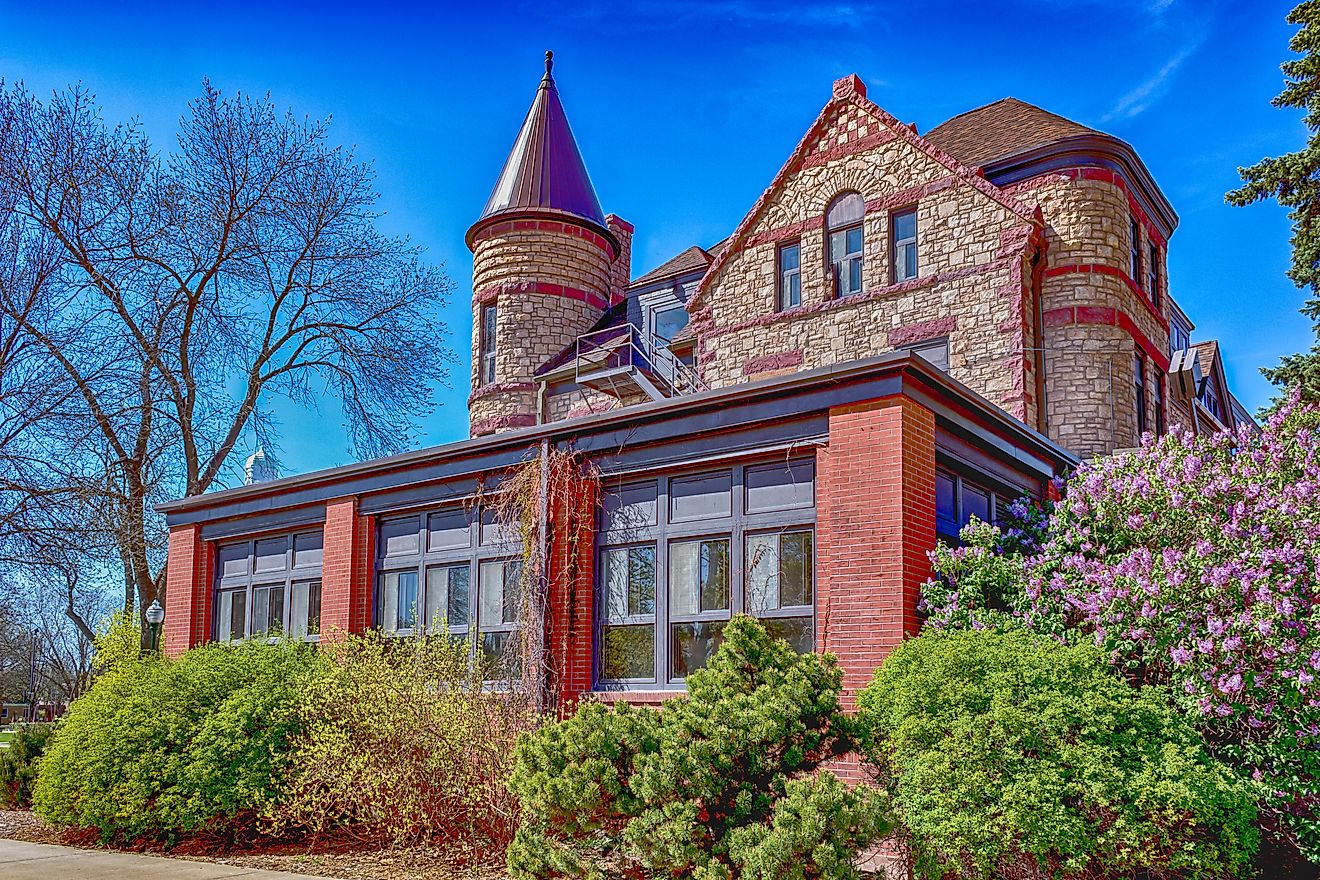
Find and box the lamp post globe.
[145,599,165,654]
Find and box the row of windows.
[215,530,324,642]
[775,193,918,312]
[598,459,816,686]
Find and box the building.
[157,57,1253,708]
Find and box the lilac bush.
[923,395,1320,858]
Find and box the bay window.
[213,528,323,642]
[597,457,816,689]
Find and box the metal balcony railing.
[572,323,705,401]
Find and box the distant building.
[243,446,279,485]
[157,57,1255,711]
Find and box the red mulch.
[0,810,504,879]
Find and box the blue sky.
[0,0,1308,479]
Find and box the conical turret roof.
[468,52,612,250]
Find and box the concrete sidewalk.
[0,838,330,879]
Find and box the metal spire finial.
[543,51,554,82]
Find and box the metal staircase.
[573,324,705,403]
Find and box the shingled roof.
[631,245,714,287]
[924,97,1102,169]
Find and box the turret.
[466,52,627,437]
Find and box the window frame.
[826,192,865,298]
[935,467,1009,546]
[1147,241,1161,310]
[595,458,816,690]
[374,502,522,675]
[777,240,802,311]
[891,206,919,283]
[212,528,324,643]
[1153,366,1166,435]
[1135,350,1148,438]
[479,303,497,386]
[1130,217,1142,287]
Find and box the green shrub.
[0,723,54,807]
[857,628,1259,880]
[270,630,539,849]
[507,615,890,880]
[33,640,324,842]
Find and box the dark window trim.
[777,240,802,312]
[935,465,1010,545]
[479,304,497,386]
[214,528,323,643]
[595,456,816,691]
[890,205,919,284]
[1135,350,1148,438]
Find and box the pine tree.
[1229,1,1320,404]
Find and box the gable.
[692,75,1038,309]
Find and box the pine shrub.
[507,615,891,880]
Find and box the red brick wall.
[546,478,598,712]
[816,396,936,705]
[163,523,214,657]
[321,497,375,638]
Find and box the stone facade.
[687,77,1042,430]
[468,219,617,436]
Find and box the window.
[1130,217,1142,285]
[827,192,864,297]
[1135,351,1148,438]
[935,469,1008,545]
[375,503,521,677]
[1153,367,1166,436]
[1200,377,1223,422]
[745,531,813,653]
[1169,319,1190,356]
[213,528,323,642]
[892,207,918,282]
[777,241,801,310]
[602,546,657,680]
[480,304,497,386]
[597,459,816,688]
[653,304,688,345]
[1147,242,1161,310]
[901,337,949,372]
[478,558,522,666]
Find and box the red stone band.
[1043,263,1168,330]
[473,280,620,311]
[1043,305,1171,371]
[471,218,614,256]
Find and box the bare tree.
[0,80,452,641]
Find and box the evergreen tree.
[1229,1,1320,404]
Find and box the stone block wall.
[469,219,615,436]
[1010,169,1172,456]
[690,88,1040,426]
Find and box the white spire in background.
[244,445,279,485]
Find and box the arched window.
[826,192,864,297]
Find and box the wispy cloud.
[1103,45,1195,121]
[553,0,885,31]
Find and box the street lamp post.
[145,599,165,655]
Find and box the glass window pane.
[481,508,517,547]
[894,209,916,242]
[671,621,726,679]
[936,472,958,537]
[605,547,656,620]
[745,459,815,512]
[669,541,698,618]
[848,258,862,293]
[761,616,814,654]
[479,559,522,628]
[655,306,688,343]
[700,540,730,612]
[290,580,321,639]
[779,243,800,272]
[254,537,288,573]
[426,564,468,631]
[603,625,656,680]
[602,482,658,532]
[670,471,732,521]
[449,566,470,628]
[962,485,991,527]
[218,542,249,579]
[904,244,917,279]
[380,517,420,557]
[846,226,863,255]
[427,508,471,552]
[253,584,284,637]
[292,531,322,568]
[745,534,777,614]
[397,570,417,630]
[780,532,813,608]
[217,589,246,642]
[788,273,801,307]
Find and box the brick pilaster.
[321,497,375,638]
[546,477,598,712]
[163,523,213,657]
[816,396,936,704]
